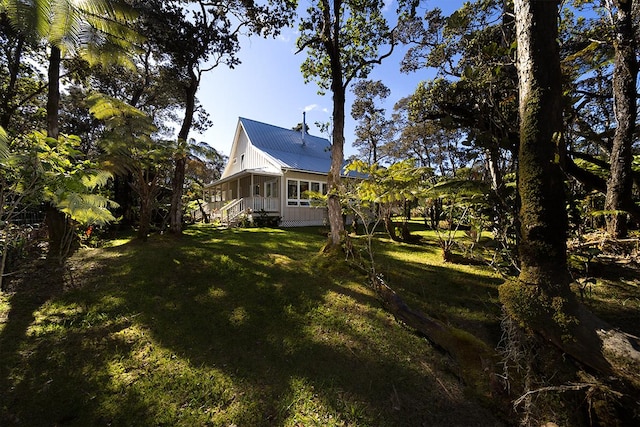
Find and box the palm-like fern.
[2,0,141,66]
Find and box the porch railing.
[248,197,279,212]
[209,197,280,225]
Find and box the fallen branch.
[513,383,597,408]
[369,274,498,395]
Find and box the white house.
[203,117,339,227]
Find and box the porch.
[206,196,280,225]
[202,172,281,225]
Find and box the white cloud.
[302,104,330,114]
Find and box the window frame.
[286,178,327,207]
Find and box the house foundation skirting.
[280,218,327,227]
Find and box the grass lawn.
[0,224,509,426]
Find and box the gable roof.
[240,117,332,174]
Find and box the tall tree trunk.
[45,204,68,260]
[137,187,153,241]
[326,81,346,248]
[566,152,640,222]
[113,172,135,227]
[46,45,61,139]
[324,11,346,249]
[169,69,198,235]
[604,0,637,238]
[45,45,69,260]
[0,34,24,129]
[501,0,640,388]
[134,170,157,241]
[513,0,568,289]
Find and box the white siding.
[280,206,327,227]
[220,123,281,179]
[280,170,328,227]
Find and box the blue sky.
[193,1,464,158]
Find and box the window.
[287,179,326,207]
[300,181,310,206]
[254,184,260,196]
[265,181,277,198]
[287,180,299,206]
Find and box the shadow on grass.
[0,259,68,423]
[372,237,505,345]
[1,225,505,426]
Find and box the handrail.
[210,197,280,225]
[222,198,245,223]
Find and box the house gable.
[219,120,283,179]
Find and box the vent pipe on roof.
[301,111,306,146]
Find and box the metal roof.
[239,117,333,174]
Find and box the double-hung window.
[287,180,299,206]
[287,179,327,206]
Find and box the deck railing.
[248,197,279,212]
[208,197,280,224]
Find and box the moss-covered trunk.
[604,0,637,238]
[502,0,640,388]
[513,0,569,290]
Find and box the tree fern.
[17,130,119,226]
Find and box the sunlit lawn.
[0,224,506,426]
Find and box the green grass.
[1,225,507,426]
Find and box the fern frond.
[589,209,629,217]
[0,0,47,37]
[48,0,83,46]
[4,0,141,68]
[425,179,489,199]
[58,192,117,226]
[0,126,9,160]
[88,93,147,120]
[81,170,113,190]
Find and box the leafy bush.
[252,209,281,227]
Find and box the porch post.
[280,174,286,216]
[250,173,255,211]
